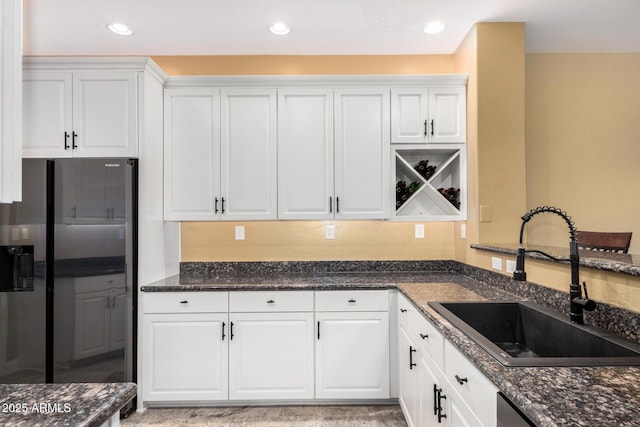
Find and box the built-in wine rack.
[392,145,466,221]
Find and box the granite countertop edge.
[0,382,136,427]
[471,243,640,277]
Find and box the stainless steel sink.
[428,301,640,367]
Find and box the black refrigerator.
[0,158,137,389]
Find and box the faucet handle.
[582,281,590,299]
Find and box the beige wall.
[525,53,640,254]
[153,55,454,76]
[452,23,527,266]
[181,221,454,261]
[163,54,459,262]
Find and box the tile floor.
[121,405,407,426]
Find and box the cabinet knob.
[420,333,429,339]
[348,299,356,303]
[267,299,275,304]
[400,308,407,313]
[455,375,468,385]
[180,300,188,304]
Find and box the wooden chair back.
[576,231,633,254]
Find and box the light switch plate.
[235,225,245,240]
[460,224,466,239]
[415,224,425,239]
[491,256,502,271]
[506,260,517,274]
[325,224,335,239]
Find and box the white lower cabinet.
[398,322,420,427]
[315,290,390,399]
[397,292,497,426]
[228,291,315,400]
[142,293,229,402]
[228,312,315,400]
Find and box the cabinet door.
[72,71,138,157]
[74,290,110,360]
[221,89,277,220]
[334,88,390,219]
[229,312,314,400]
[418,352,446,427]
[316,311,389,399]
[277,89,334,219]
[22,71,73,158]
[143,313,229,401]
[428,87,466,143]
[398,324,420,427]
[164,88,221,220]
[391,88,428,143]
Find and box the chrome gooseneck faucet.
[512,206,596,324]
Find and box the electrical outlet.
[325,224,335,240]
[460,224,466,239]
[491,256,503,271]
[11,228,19,241]
[415,224,424,239]
[235,225,245,240]
[506,260,516,274]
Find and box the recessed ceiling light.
[269,22,291,36]
[423,21,446,34]
[107,23,133,36]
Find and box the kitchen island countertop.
[0,382,135,427]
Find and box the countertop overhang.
[471,243,640,277]
[0,382,136,426]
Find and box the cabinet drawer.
[409,310,444,369]
[143,292,228,314]
[445,340,497,427]
[315,290,389,312]
[397,292,417,327]
[229,291,313,312]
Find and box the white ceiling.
[23,0,640,56]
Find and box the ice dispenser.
[0,245,34,291]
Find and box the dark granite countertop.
[471,243,640,277]
[398,282,640,427]
[140,260,640,426]
[0,382,135,427]
[141,271,457,291]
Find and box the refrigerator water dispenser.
[0,245,34,291]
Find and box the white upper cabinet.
[277,89,334,219]
[391,87,466,144]
[277,87,390,220]
[164,87,278,221]
[23,70,138,158]
[334,88,390,219]
[164,88,221,221]
[429,87,466,143]
[163,75,466,222]
[221,88,278,220]
[0,0,22,203]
